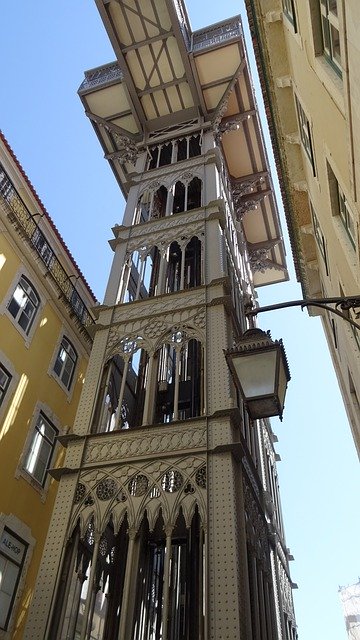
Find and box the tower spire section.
[24,2,297,639]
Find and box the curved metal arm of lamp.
[245,296,360,332]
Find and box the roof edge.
[0,130,97,304]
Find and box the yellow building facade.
[245,0,360,456]
[0,132,96,639]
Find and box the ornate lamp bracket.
[245,296,360,332]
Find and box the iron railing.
[192,18,242,52]
[78,62,123,93]
[0,164,95,338]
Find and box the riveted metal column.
[117,528,136,640]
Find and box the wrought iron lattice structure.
[24,2,297,640]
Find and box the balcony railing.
[78,62,123,93]
[172,0,191,49]
[192,18,242,52]
[0,164,95,338]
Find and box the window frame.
[310,202,329,275]
[0,365,11,408]
[319,0,342,77]
[337,184,356,249]
[23,411,58,488]
[294,95,316,176]
[0,528,28,632]
[0,354,17,425]
[53,336,78,391]
[282,0,297,32]
[7,275,40,336]
[327,162,357,253]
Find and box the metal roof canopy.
[78,0,288,286]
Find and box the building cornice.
[244,1,308,294]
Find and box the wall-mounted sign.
[0,528,27,565]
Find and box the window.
[282,0,297,31]
[70,289,85,321]
[53,337,78,390]
[24,412,58,486]
[0,364,11,406]
[147,134,201,169]
[337,184,356,248]
[154,333,202,423]
[310,203,329,275]
[327,164,357,250]
[319,0,342,76]
[7,276,40,335]
[294,96,316,175]
[32,228,54,267]
[173,177,202,214]
[0,528,28,631]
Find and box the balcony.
[0,164,95,339]
[78,61,123,94]
[192,17,242,53]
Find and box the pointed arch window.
[165,242,182,293]
[52,507,205,640]
[184,237,201,289]
[52,517,129,640]
[135,186,168,224]
[154,332,202,424]
[119,246,161,303]
[92,339,149,433]
[173,178,202,215]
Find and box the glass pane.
[330,24,341,65]
[0,591,12,629]
[62,359,74,388]
[38,417,56,443]
[32,455,49,485]
[233,350,277,398]
[0,368,9,392]
[18,302,34,332]
[328,0,338,16]
[0,561,18,593]
[321,16,331,54]
[0,556,19,630]
[347,209,356,245]
[7,296,21,319]
[53,355,63,377]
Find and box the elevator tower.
[25,2,297,639]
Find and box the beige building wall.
[246,0,360,456]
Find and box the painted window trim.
[327,161,358,260]
[0,352,19,423]
[319,0,342,78]
[15,402,62,502]
[47,330,81,401]
[337,184,356,249]
[310,201,329,276]
[294,95,316,176]
[0,365,11,408]
[0,269,45,347]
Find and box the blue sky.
[1,2,359,638]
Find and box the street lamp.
[225,295,360,421]
[225,328,290,421]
